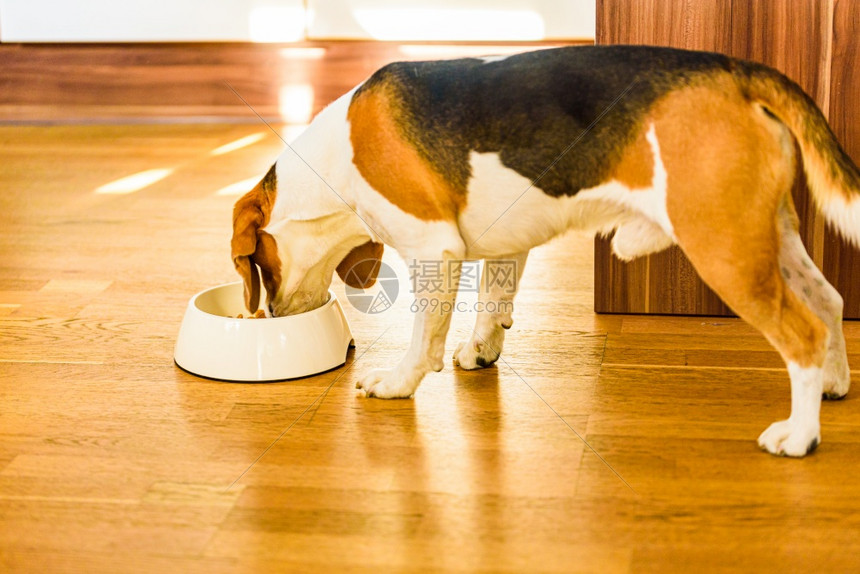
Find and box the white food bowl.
[174,281,353,382]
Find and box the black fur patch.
[353,45,734,198]
[261,162,277,194]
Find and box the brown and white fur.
[231,46,860,457]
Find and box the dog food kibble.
[235,309,266,319]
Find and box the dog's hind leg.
[673,187,830,457]
[680,220,828,456]
[776,198,850,400]
[453,251,529,370]
[656,82,831,456]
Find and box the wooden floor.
[4,123,860,573]
[3,44,860,573]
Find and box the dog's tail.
[734,60,860,245]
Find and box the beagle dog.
[231,45,860,457]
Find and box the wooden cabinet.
[594,0,860,317]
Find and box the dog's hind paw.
[453,336,501,370]
[356,368,419,399]
[757,419,820,457]
[822,364,850,400]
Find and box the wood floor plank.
[0,552,242,574]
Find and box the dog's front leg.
[454,252,528,369]
[357,254,462,399]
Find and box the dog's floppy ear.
[253,230,282,307]
[231,203,264,312]
[231,165,280,312]
[337,240,384,289]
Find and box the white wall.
[0,0,594,42]
[0,0,306,42]
[308,0,595,41]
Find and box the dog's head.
[231,164,384,316]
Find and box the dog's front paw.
[356,368,420,399]
[757,419,820,457]
[453,338,501,370]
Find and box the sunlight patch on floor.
[210,133,267,156]
[94,168,173,194]
[215,176,261,197]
